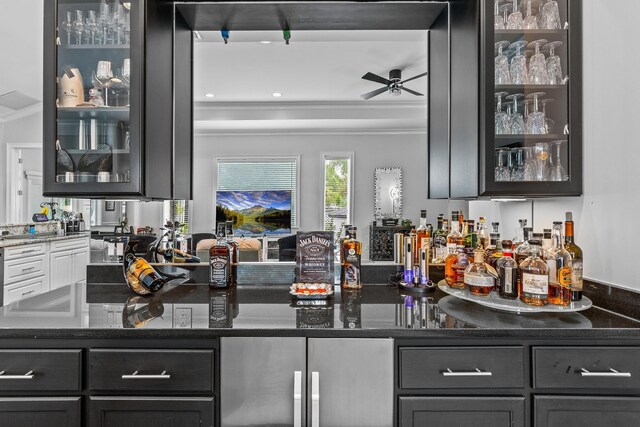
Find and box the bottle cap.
[532,232,543,239]
[566,212,573,222]
[420,210,427,217]
[553,221,562,226]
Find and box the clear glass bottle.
[341,227,363,289]
[519,243,549,306]
[415,210,431,264]
[496,240,518,299]
[464,249,495,296]
[513,219,528,248]
[564,212,584,301]
[446,212,464,256]
[541,228,553,258]
[477,217,490,249]
[515,228,535,265]
[547,222,572,306]
[432,215,448,263]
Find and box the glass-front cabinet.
[480,0,582,196]
[44,0,192,199]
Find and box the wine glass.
[120,59,131,105]
[533,142,550,181]
[506,0,524,29]
[73,10,84,45]
[495,41,512,85]
[550,140,568,181]
[85,10,97,45]
[540,98,554,133]
[494,0,506,29]
[495,148,512,182]
[506,93,525,134]
[60,11,73,45]
[525,92,547,134]
[510,148,525,181]
[527,39,549,85]
[509,40,528,84]
[543,41,564,85]
[523,146,537,181]
[495,92,511,135]
[541,0,561,30]
[523,0,538,29]
[92,61,113,106]
[98,0,110,44]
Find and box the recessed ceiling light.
[205,93,215,98]
[259,40,271,44]
[272,92,282,97]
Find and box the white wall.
[471,0,640,291]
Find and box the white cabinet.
[49,237,89,291]
[50,251,73,291]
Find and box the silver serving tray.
[437,281,592,314]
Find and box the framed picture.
[105,201,115,211]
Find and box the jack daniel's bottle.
[209,230,232,288]
[341,227,362,289]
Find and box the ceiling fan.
[360,69,428,100]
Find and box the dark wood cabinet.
[43,0,192,199]
[89,397,214,427]
[0,397,81,427]
[534,396,640,427]
[399,396,525,427]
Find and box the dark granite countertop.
[0,281,639,339]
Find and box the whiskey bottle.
[477,217,490,249]
[519,244,549,306]
[487,238,504,268]
[341,227,362,289]
[415,210,431,263]
[445,245,468,289]
[496,240,518,299]
[339,225,352,283]
[514,228,534,265]
[432,216,448,263]
[547,222,572,306]
[446,212,464,256]
[124,253,165,295]
[209,231,232,288]
[564,212,583,301]
[226,221,240,285]
[464,249,495,296]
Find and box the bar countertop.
[0,281,639,339]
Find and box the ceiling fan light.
[390,87,401,96]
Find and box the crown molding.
[0,102,42,124]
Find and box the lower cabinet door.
[89,397,214,427]
[399,396,525,427]
[0,397,81,427]
[534,395,640,427]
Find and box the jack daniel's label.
[209,256,229,287]
[296,231,334,284]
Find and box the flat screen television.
[215,190,292,235]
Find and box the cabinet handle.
[442,368,492,377]
[580,368,631,378]
[311,371,320,427]
[121,370,171,379]
[0,370,34,380]
[18,249,38,254]
[21,290,36,296]
[21,266,36,272]
[293,371,302,427]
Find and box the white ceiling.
[193,30,429,103]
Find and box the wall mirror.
[90,200,126,227]
[374,167,403,220]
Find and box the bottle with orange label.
[546,221,572,306]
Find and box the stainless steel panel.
[308,338,393,427]
[221,337,306,427]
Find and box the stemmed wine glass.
[541,0,562,30]
[85,10,98,45]
[60,11,73,45]
[525,92,547,134]
[509,40,528,84]
[495,41,512,85]
[73,10,84,45]
[494,0,506,29]
[506,93,525,134]
[495,148,512,182]
[543,41,564,85]
[527,39,549,85]
[540,98,554,133]
[92,61,114,106]
[506,0,524,29]
[510,148,526,181]
[523,146,537,181]
[495,92,512,134]
[550,140,568,181]
[533,142,551,181]
[98,0,110,44]
[121,59,131,106]
[523,0,538,29]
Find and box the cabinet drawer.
[4,276,46,305]
[4,243,46,261]
[89,349,214,392]
[399,346,524,389]
[4,254,47,284]
[533,346,640,389]
[51,238,88,253]
[0,350,81,391]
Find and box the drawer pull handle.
[21,267,36,272]
[21,290,36,296]
[0,370,34,380]
[442,368,492,377]
[121,370,171,380]
[580,368,631,378]
[18,249,38,254]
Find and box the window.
[163,200,191,233]
[216,157,299,227]
[323,153,353,238]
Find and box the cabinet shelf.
[494,29,567,43]
[58,44,130,50]
[65,149,130,155]
[495,84,568,92]
[57,107,129,121]
[495,134,568,147]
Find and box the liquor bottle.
[123,299,165,328]
[564,212,584,301]
[464,220,477,249]
[496,240,518,299]
[487,238,504,268]
[444,245,467,289]
[226,221,240,285]
[209,230,232,289]
[341,227,362,289]
[513,219,528,247]
[541,229,553,258]
[477,217,490,249]
[415,210,431,263]
[519,243,549,306]
[432,215,448,263]
[514,228,534,265]
[124,253,165,295]
[464,249,495,296]
[491,222,500,235]
[547,222,572,306]
[446,212,464,256]
[339,225,352,283]
[162,248,201,263]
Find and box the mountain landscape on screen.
[216,190,292,235]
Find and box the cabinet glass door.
[50,0,141,195]
[484,0,581,196]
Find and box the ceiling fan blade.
[400,71,428,84]
[360,86,389,100]
[362,72,391,86]
[402,87,424,97]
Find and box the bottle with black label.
[209,230,232,289]
[341,227,362,289]
[496,240,518,299]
